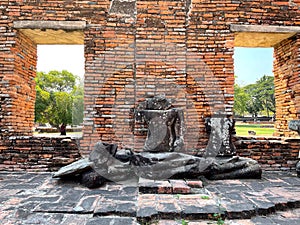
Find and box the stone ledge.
[13,20,86,30]
[230,24,300,33]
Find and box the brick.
[169,180,191,194]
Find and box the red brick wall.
[0,137,81,172]
[235,136,299,171]
[0,28,36,136]
[0,1,299,158]
[274,35,300,137]
[0,136,297,172]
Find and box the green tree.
[233,83,250,116]
[35,70,84,128]
[241,75,275,117]
[244,83,263,117]
[253,75,275,117]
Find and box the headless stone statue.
[53,97,262,187]
[135,96,184,152]
[88,99,261,184]
[288,120,300,177]
[205,116,236,157]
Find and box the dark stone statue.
[205,116,236,157]
[288,120,300,177]
[296,161,300,178]
[53,96,262,188]
[88,143,261,182]
[135,96,184,152]
[288,120,300,135]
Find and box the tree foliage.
[251,75,275,116]
[234,75,275,117]
[35,70,84,128]
[233,84,250,116]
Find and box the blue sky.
[37,45,274,86]
[234,47,274,86]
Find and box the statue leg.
[89,142,139,184]
[205,157,262,180]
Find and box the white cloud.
[37,45,85,78]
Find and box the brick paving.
[0,171,299,225]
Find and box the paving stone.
[86,188,120,197]
[120,186,138,195]
[224,201,257,219]
[0,196,10,204]
[23,195,61,203]
[0,172,300,224]
[266,196,290,210]
[244,182,267,191]
[156,195,181,219]
[185,180,203,188]
[3,183,41,190]
[138,178,172,194]
[279,177,300,186]
[250,216,276,225]
[75,195,100,213]
[108,195,137,201]
[93,197,117,216]
[18,212,66,224]
[223,192,245,201]
[169,179,191,194]
[60,190,85,202]
[136,207,158,222]
[157,180,173,194]
[61,214,90,225]
[115,202,137,217]
[270,218,300,225]
[34,202,77,213]
[215,185,252,194]
[181,205,210,219]
[87,216,137,225]
[246,197,276,215]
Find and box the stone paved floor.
[0,171,299,224]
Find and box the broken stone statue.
[296,161,300,178]
[288,120,300,135]
[135,95,185,152]
[288,120,300,177]
[53,96,262,188]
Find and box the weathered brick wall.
[0,4,37,136]
[0,136,297,172]
[0,1,299,158]
[0,136,81,172]
[234,136,299,171]
[274,35,300,137]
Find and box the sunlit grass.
[235,123,275,136]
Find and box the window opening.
[35,45,84,138]
[233,47,275,136]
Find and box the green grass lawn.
[235,124,275,136]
